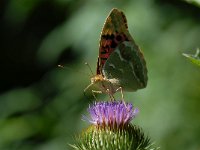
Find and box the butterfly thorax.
[90,74,104,84]
[90,74,120,95]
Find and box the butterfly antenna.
[58,63,93,77]
[85,62,94,76]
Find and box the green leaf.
[182,49,200,67]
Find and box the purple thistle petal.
[84,101,139,128]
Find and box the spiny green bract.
[70,124,159,150]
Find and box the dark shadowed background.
[0,0,200,150]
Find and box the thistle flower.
[86,101,139,128]
[71,101,158,150]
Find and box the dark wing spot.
[111,41,117,48]
[101,57,107,60]
[121,12,128,29]
[110,34,115,39]
[116,35,122,41]
[102,34,115,40]
[101,46,108,54]
[101,34,107,39]
[122,33,129,41]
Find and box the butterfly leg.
[115,87,124,101]
[115,87,128,107]
[91,90,102,101]
[104,88,116,101]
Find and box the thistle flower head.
[72,101,158,150]
[85,101,139,128]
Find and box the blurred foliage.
[184,0,200,7]
[0,0,200,150]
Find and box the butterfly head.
[91,74,104,84]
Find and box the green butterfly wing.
[102,41,148,91]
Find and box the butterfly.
[84,8,148,98]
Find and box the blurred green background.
[0,0,200,150]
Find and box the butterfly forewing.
[97,8,130,74]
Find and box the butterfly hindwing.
[102,41,147,91]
